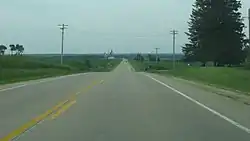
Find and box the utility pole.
[58,24,68,65]
[170,30,178,69]
[155,48,160,63]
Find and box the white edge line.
[0,84,27,92]
[0,73,86,92]
[144,74,250,134]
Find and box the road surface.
[0,60,250,141]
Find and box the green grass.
[0,56,120,84]
[130,60,250,94]
[129,60,187,72]
[0,69,70,84]
[165,67,250,93]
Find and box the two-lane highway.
[1,61,250,141]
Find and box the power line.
[170,30,178,69]
[58,24,68,65]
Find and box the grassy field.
[130,60,250,94]
[0,55,120,84]
[166,67,250,93]
[129,60,188,72]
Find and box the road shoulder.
[156,73,250,105]
[0,73,86,92]
[143,72,250,130]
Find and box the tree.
[85,59,92,68]
[16,44,24,55]
[184,0,246,66]
[184,0,212,65]
[212,0,245,66]
[182,44,196,62]
[148,54,152,61]
[157,57,160,62]
[147,53,158,62]
[134,53,144,62]
[9,44,16,55]
[0,45,7,55]
[244,39,250,62]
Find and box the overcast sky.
[0,0,249,54]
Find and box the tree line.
[0,44,24,55]
[134,53,160,62]
[183,0,249,66]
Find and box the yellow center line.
[0,79,104,141]
[51,100,76,120]
[0,100,68,141]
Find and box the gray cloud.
[0,0,249,54]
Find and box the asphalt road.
[0,60,250,141]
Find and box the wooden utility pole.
[170,30,178,69]
[58,24,68,65]
[155,48,160,63]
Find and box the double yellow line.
[0,80,104,141]
[51,100,76,120]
